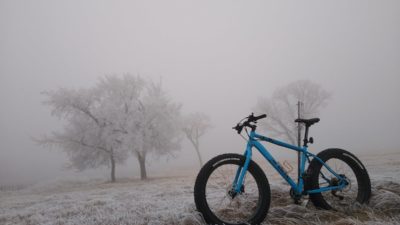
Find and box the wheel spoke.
[319,158,359,210]
[307,150,370,211]
[195,154,271,225]
[205,162,260,223]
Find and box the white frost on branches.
[37,75,182,181]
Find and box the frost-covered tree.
[182,112,212,167]
[124,81,182,180]
[38,75,182,181]
[38,82,130,182]
[38,75,142,182]
[254,80,331,145]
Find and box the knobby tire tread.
[305,148,371,209]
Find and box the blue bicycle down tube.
[252,140,298,190]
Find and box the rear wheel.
[194,153,270,225]
[306,148,371,210]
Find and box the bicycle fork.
[232,144,253,195]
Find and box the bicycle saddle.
[295,118,320,127]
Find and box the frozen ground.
[1,152,400,225]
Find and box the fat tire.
[305,148,371,209]
[194,153,271,225]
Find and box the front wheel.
[194,153,271,225]
[306,148,371,210]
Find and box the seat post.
[303,125,310,147]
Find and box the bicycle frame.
[233,130,348,196]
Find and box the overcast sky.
[1,0,399,184]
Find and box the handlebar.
[251,114,267,121]
[233,113,267,134]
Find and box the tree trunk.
[138,154,147,180]
[194,144,203,167]
[110,154,116,182]
[187,136,203,168]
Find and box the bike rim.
[205,163,261,224]
[319,158,359,210]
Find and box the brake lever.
[233,124,243,134]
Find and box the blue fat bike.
[194,113,371,225]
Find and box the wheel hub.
[228,189,237,199]
[228,185,245,199]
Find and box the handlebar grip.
[255,114,267,120]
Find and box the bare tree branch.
[254,80,330,144]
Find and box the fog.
[1,0,399,185]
